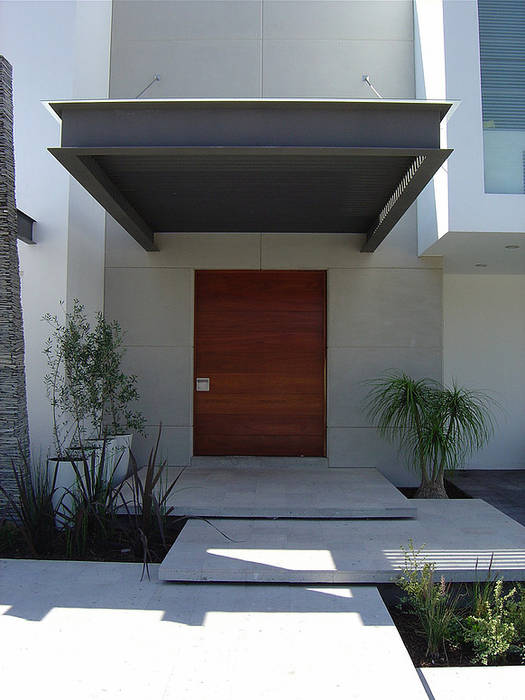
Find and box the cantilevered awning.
[47,99,453,252]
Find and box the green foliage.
[471,555,498,618]
[506,584,525,662]
[0,453,58,555]
[43,300,92,456]
[0,519,26,553]
[365,371,496,497]
[88,313,145,438]
[121,425,185,577]
[397,542,525,665]
[0,429,184,569]
[59,441,123,558]
[463,579,517,665]
[397,540,460,660]
[43,300,145,454]
[508,584,525,640]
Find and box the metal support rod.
[136,74,160,99]
[362,75,383,99]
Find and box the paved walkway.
[447,469,525,526]
[160,499,525,583]
[419,667,525,700]
[124,466,416,518]
[0,559,426,699]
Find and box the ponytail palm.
[365,372,496,498]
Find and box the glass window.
[478,0,525,193]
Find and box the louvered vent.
[478,0,525,131]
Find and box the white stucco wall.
[444,274,525,469]
[414,0,525,255]
[0,0,111,457]
[65,0,111,316]
[0,0,75,457]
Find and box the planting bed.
[398,480,471,500]
[0,516,186,563]
[379,583,524,668]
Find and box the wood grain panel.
[195,393,324,416]
[195,271,325,312]
[196,435,325,457]
[197,373,324,395]
[194,270,326,456]
[196,414,323,437]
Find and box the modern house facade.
[1,0,524,485]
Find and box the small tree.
[364,371,496,498]
[88,313,145,438]
[43,300,92,456]
[43,301,145,455]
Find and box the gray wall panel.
[328,268,442,348]
[106,0,439,483]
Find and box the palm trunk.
[0,56,30,514]
[415,471,448,499]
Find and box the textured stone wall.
[0,56,30,510]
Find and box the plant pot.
[47,455,100,522]
[87,434,133,485]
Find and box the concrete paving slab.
[447,469,525,525]
[159,500,525,583]
[123,466,416,518]
[419,667,525,700]
[0,559,426,699]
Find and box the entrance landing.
[155,466,416,519]
[159,500,525,583]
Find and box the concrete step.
[149,466,417,519]
[190,456,329,469]
[159,499,525,583]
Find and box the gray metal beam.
[362,149,452,252]
[49,147,158,251]
[16,209,35,245]
[49,99,453,150]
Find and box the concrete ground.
[419,667,525,700]
[123,466,416,518]
[160,499,525,583]
[0,559,427,700]
[447,469,525,526]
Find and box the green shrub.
[364,372,496,498]
[59,441,123,558]
[121,425,185,577]
[463,579,516,665]
[507,584,525,662]
[397,540,460,660]
[0,454,58,555]
[0,519,25,553]
[43,300,145,456]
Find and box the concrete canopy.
[47,99,453,252]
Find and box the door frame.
[192,269,327,457]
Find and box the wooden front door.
[194,270,326,456]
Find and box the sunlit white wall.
[444,274,525,469]
[0,0,110,458]
[414,0,525,252]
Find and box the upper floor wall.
[415,0,525,259]
[110,0,415,100]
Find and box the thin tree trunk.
[0,56,30,514]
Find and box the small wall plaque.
[196,377,210,392]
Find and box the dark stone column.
[0,56,30,511]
